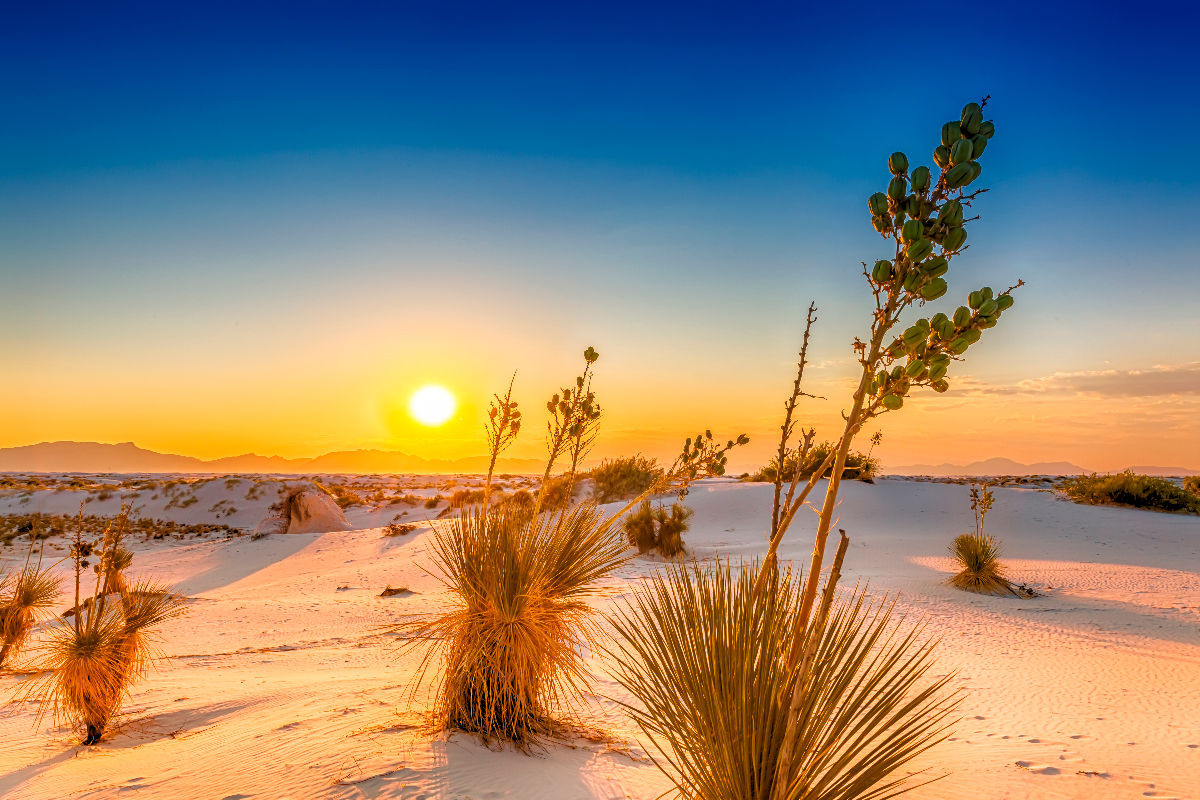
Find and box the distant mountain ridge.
[887,456,1199,477]
[0,441,545,475]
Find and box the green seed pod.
[928,362,948,382]
[901,219,923,242]
[891,365,904,380]
[979,120,995,139]
[888,151,909,175]
[910,165,931,193]
[936,318,956,339]
[996,294,1014,311]
[923,256,949,277]
[902,325,926,348]
[920,277,948,300]
[949,337,970,355]
[906,237,933,262]
[980,286,994,301]
[882,394,904,410]
[979,317,998,328]
[932,379,950,393]
[945,162,972,188]
[937,200,964,226]
[903,272,920,292]
[872,260,893,282]
[971,135,988,158]
[953,306,972,328]
[960,102,982,135]
[906,194,922,218]
[904,360,924,378]
[888,175,907,201]
[966,162,982,184]
[869,192,889,216]
[872,214,890,234]
[941,121,962,148]
[963,328,983,345]
[930,312,949,329]
[876,369,888,387]
[978,298,998,316]
[968,290,983,309]
[942,227,967,251]
[933,145,951,169]
[950,138,974,165]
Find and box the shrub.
[610,562,954,800]
[1061,471,1200,514]
[384,522,417,537]
[423,495,442,509]
[622,500,693,556]
[1186,475,1200,495]
[0,551,62,668]
[538,474,577,510]
[449,489,487,507]
[746,442,879,483]
[589,456,663,503]
[622,500,658,554]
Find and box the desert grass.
[0,547,62,668]
[589,456,663,503]
[746,442,880,485]
[610,561,956,800]
[21,507,187,744]
[1061,471,1200,514]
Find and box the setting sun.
[408,385,456,426]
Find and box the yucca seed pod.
[950,138,973,165]
[906,237,933,262]
[945,162,972,188]
[869,192,889,216]
[888,175,907,201]
[910,165,931,192]
[903,272,921,292]
[953,306,972,328]
[966,162,982,184]
[941,121,962,148]
[923,256,949,277]
[919,277,948,300]
[932,379,950,393]
[901,219,923,242]
[905,360,925,378]
[980,286,994,302]
[960,102,983,135]
[979,120,995,138]
[872,214,890,233]
[882,394,904,410]
[928,362,948,382]
[980,317,998,328]
[936,318,956,339]
[978,298,998,317]
[937,200,964,226]
[996,294,1014,311]
[889,151,909,175]
[906,194,922,218]
[949,337,970,355]
[933,145,951,169]
[968,290,983,309]
[942,227,967,251]
[962,328,982,345]
[891,364,904,380]
[872,260,893,282]
[902,325,926,348]
[930,311,949,329]
[971,135,988,158]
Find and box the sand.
[1,476,1197,799]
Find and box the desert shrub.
[1186,476,1200,495]
[384,522,417,537]
[1061,471,1200,514]
[611,562,954,800]
[449,489,487,507]
[588,456,663,503]
[423,495,442,509]
[746,442,879,483]
[948,482,1023,596]
[622,500,693,556]
[21,508,187,744]
[0,551,62,668]
[539,474,576,510]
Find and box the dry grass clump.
[611,561,955,800]
[1062,471,1200,514]
[21,506,187,744]
[622,500,693,557]
[588,456,663,503]
[383,522,418,537]
[0,512,239,546]
[0,548,62,668]
[746,442,880,484]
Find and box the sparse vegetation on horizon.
[1061,471,1200,514]
[745,442,880,484]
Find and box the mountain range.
[886,456,1199,477]
[0,441,545,475]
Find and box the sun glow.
[409,384,457,427]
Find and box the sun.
[409,384,457,426]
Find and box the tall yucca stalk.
[22,507,186,744]
[0,541,62,668]
[612,562,956,800]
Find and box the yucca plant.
[613,99,1019,799]
[949,483,1020,596]
[400,347,746,748]
[612,562,956,800]
[22,507,187,744]
[0,536,62,669]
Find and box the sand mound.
[254,484,350,536]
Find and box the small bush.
[1184,475,1200,496]
[745,441,879,484]
[449,489,487,507]
[622,500,693,556]
[588,456,663,503]
[423,495,442,509]
[1061,471,1200,514]
[384,523,417,537]
[539,475,577,510]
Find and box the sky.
[2,1,1198,472]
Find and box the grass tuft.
[1061,471,1200,514]
[0,554,62,668]
[588,456,663,503]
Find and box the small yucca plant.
[22,507,187,744]
[949,483,1020,596]
[0,542,62,669]
[612,562,956,800]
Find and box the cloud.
[965,362,1200,398]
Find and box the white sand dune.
[2,477,1198,799]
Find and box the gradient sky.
[3,2,1198,472]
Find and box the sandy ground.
[2,477,1198,800]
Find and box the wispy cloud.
[963,362,1200,398]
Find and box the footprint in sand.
[1014,761,1061,775]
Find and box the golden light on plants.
[409,385,457,427]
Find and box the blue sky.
[2,1,1198,469]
